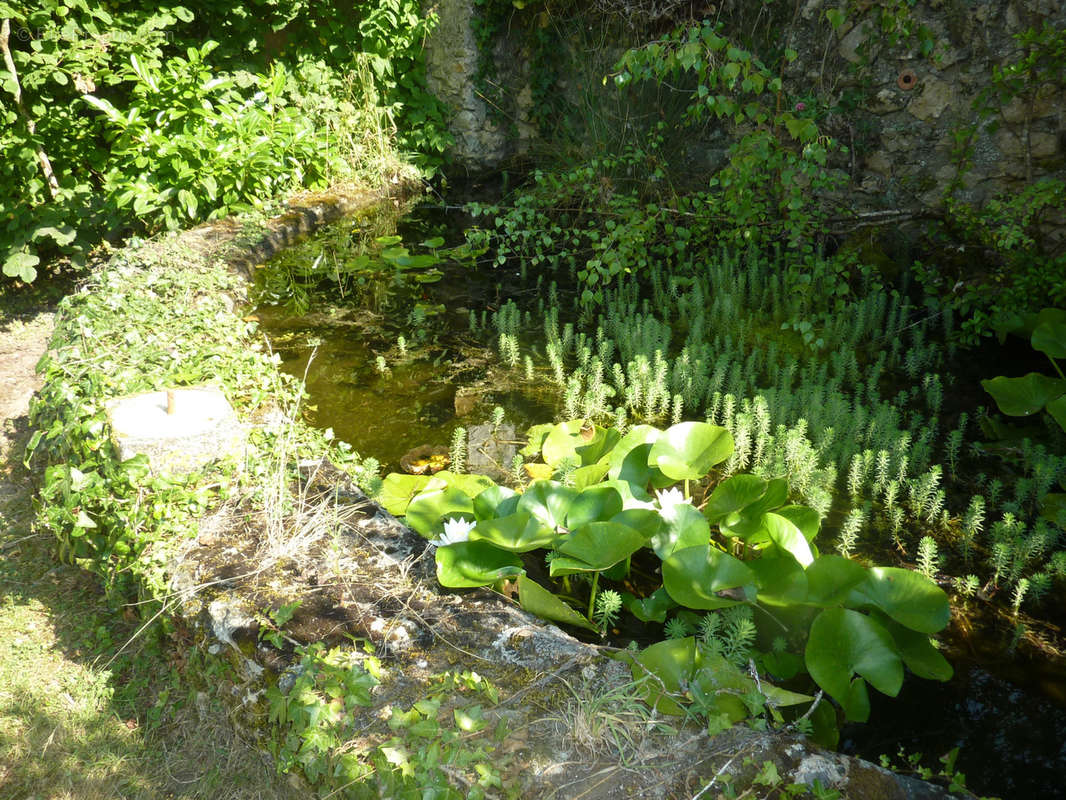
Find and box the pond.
[253,195,1066,799]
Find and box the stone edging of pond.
[28,184,962,799]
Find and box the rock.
[838,20,873,64]
[466,422,518,482]
[107,385,245,475]
[908,77,954,122]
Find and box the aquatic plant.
[383,419,953,733]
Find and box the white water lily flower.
[655,487,689,512]
[429,517,476,548]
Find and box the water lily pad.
[763,512,814,566]
[379,473,436,516]
[570,462,610,489]
[749,554,808,605]
[805,555,868,606]
[982,373,1066,416]
[517,575,597,632]
[627,637,697,715]
[774,505,821,542]
[517,480,577,530]
[846,567,950,633]
[404,487,473,537]
[648,422,733,481]
[1047,394,1066,433]
[703,474,767,523]
[650,501,709,559]
[621,587,676,623]
[435,541,523,588]
[565,484,624,530]
[1031,309,1066,359]
[473,485,517,521]
[804,608,903,722]
[662,544,756,610]
[551,521,649,574]
[470,511,555,552]
[541,420,586,467]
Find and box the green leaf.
[517,574,597,632]
[628,637,697,715]
[650,501,709,559]
[1047,395,1066,433]
[804,608,903,721]
[378,473,435,516]
[749,554,807,605]
[1031,309,1066,359]
[704,474,768,523]
[774,505,821,542]
[473,485,517,520]
[551,521,649,573]
[763,512,814,566]
[565,484,624,530]
[541,420,585,467]
[981,373,1066,416]
[875,613,953,682]
[435,541,522,588]
[662,544,756,610]
[517,480,577,530]
[404,487,473,537]
[3,250,39,282]
[647,422,733,481]
[846,567,950,633]
[621,587,676,623]
[470,512,554,552]
[805,555,868,606]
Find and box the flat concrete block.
[107,385,245,474]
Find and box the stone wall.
[423,0,1065,215]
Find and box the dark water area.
[842,658,1066,798]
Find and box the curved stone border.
[54,186,963,799]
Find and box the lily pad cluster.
[984,307,1066,432]
[381,420,951,729]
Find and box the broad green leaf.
[435,541,523,588]
[662,544,756,610]
[846,567,950,633]
[541,420,585,467]
[378,473,435,516]
[749,554,807,605]
[520,423,554,457]
[570,462,610,489]
[1031,309,1066,359]
[565,484,624,530]
[517,480,577,530]
[718,478,789,540]
[704,474,768,522]
[575,425,621,465]
[1047,395,1066,433]
[693,650,812,710]
[651,501,709,559]
[805,555,868,606]
[763,513,813,566]
[429,471,497,498]
[874,612,953,682]
[473,485,517,521]
[621,587,676,623]
[774,505,821,542]
[804,608,903,721]
[606,425,660,478]
[552,521,649,572]
[470,512,554,552]
[628,637,697,715]
[981,373,1066,416]
[648,422,733,480]
[3,250,39,282]
[517,575,597,632]
[405,488,473,537]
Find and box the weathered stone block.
[107,385,245,474]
